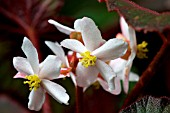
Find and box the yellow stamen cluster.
[80,51,97,68]
[137,41,149,59]
[24,74,41,91]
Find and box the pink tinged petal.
[45,41,66,65]
[28,86,45,111]
[74,17,105,51]
[61,39,87,53]
[122,65,132,94]
[95,59,116,91]
[21,37,39,74]
[76,62,99,88]
[97,77,121,95]
[58,74,69,79]
[129,72,139,81]
[123,76,129,94]
[13,57,34,75]
[41,79,69,105]
[39,55,62,80]
[120,17,129,40]
[92,38,128,61]
[14,72,27,78]
[48,19,75,35]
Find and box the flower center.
[24,74,41,91]
[137,41,149,59]
[79,51,97,68]
[70,31,83,43]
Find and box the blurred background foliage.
[0,0,169,113]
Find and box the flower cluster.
[13,17,140,111]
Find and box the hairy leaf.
[120,96,170,113]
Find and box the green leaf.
[60,0,119,30]
[120,96,170,113]
[106,0,170,32]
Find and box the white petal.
[120,17,129,40]
[74,17,105,51]
[41,79,69,105]
[28,86,45,111]
[97,77,121,95]
[39,55,62,80]
[13,57,34,75]
[116,71,124,80]
[129,72,139,81]
[126,53,135,67]
[95,59,116,91]
[61,39,87,53]
[69,72,77,86]
[48,19,75,35]
[126,26,137,66]
[65,56,70,67]
[21,37,39,74]
[92,38,128,61]
[76,62,99,87]
[45,41,66,65]
[109,58,127,73]
[128,26,137,52]
[120,17,137,62]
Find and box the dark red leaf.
[105,0,170,32]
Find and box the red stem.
[32,0,52,27]
[76,86,84,113]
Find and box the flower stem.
[76,86,83,113]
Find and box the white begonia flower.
[45,41,77,85]
[109,17,139,94]
[13,37,69,111]
[96,17,139,95]
[59,17,128,91]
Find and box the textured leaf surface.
[120,96,170,113]
[106,0,170,32]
